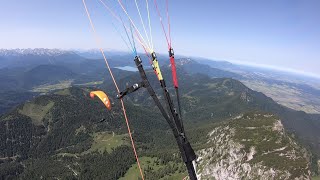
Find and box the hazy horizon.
[1,47,319,79]
[1,0,319,77]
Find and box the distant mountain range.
[0,49,86,69]
[0,49,69,57]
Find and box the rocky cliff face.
[195,113,311,180]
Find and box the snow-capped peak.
[174,58,196,66]
[0,48,71,57]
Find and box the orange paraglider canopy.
[90,90,111,110]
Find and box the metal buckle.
[169,48,174,57]
[151,52,157,59]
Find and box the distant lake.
[114,66,138,72]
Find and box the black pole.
[133,56,197,180]
[186,161,197,180]
[134,56,178,133]
[175,87,184,132]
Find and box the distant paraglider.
[90,91,111,110]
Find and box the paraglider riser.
[132,56,197,180]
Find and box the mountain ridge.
[196,112,311,179]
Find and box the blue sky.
[1,0,319,77]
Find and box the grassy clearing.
[55,132,127,158]
[120,157,186,180]
[54,88,71,96]
[312,176,320,180]
[83,132,128,154]
[160,173,187,180]
[56,152,79,158]
[31,80,73,93]
[74,81,103,86]
[18,101,54,125]
[75,125,86,135]
[119,157,156,180]
[205,83,218,89]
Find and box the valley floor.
[242,80,320,114]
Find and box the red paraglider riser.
[170,56,178,88]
